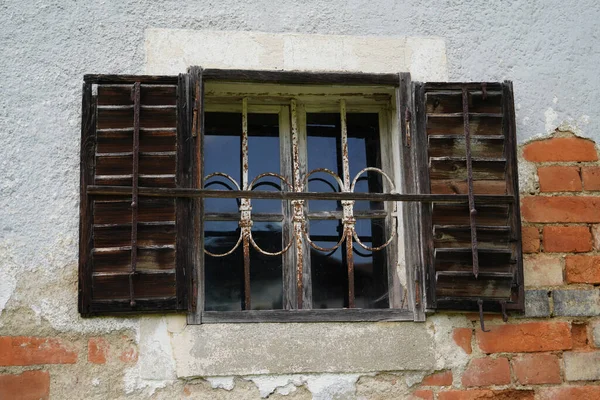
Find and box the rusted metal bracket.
[477,299,490,332]
[404,108,412,147]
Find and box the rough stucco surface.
[1,1,599,398]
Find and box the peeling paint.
[207,377,236,391]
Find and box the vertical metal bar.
[462,87,479,278]
[129,82,141,307]
[240,97,252,310]
[290,99,305,309]
[340,99,355,308]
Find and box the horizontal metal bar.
[88,185,515,204]
[84,74,178,84]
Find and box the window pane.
[249,113,283,214]
[347,113,383,211]
[250,221,284,310]
[306,113,383,212]
[309,219,346,309]
[204,112,241,213]
[204,220,243,311]
[354,218,389,309]
[306,113,342,212]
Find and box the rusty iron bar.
[240,98,252,310]
[477,299,490,332]
[129,82,141,307]
[463,86,480,279]
[340,99,356,308]
[87,185,515,204]
[290,99,305,309]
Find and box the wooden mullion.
[414,82,436,311]
[79,82,96,316]
[186,66,204,323]
[399,73,426,320]
[503,81,524,312]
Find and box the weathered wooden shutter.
[415,81,524,313]
[79,72,200,316]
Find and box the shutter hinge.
[414,278,420,308]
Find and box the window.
[79,68,524,323]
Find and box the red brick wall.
[412,133,600,400]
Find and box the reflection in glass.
[309,218,388,309]
[306,113,383,212]
[204,221,243,311]
[250,222,284,310]
[204,112,242,213]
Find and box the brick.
[523,137,597,162]
[538,166,582,192]
[461,357,510,387]
[538,386,600,400]
[521,226,540,253]
[592,320,600,348]
[412,389,434,400]
[120,347,138,364]
[512,354,561,384]
[0,370,50,400]
[564,351,600,381]
[572,323,590,349]
[566,255,600,283]
[521,196,600,223]
[582,166,600,190]
[439,390,534,400]
[553,289,600,317]
[522,290,551,317]
[476,322,572,353]
[421,370,452,386]
[543,226,592,253]
[452,328,472,354]
[523,254,563,287]
[0,336,77,366]
[88,337,108,364]
[593,225,600,250]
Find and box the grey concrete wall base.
[172,322,436,377]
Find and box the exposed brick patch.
[439,390,534,400]
[543,226,592,253]
[538,166,582,192]
[564,351,600,381]
[593,225,600,250]
[571,323,590,349]
[476,322,572,353]
[88,337,108,364]
[0,336,77,366]
[523,137,598,162]
[566,255,600,283]
[512,354,561,384]
[0,370,50,400]
[522,196,600,223]
[537,386,600,400]
[553,289,600,317]
[523,254,563,287]
[521,226,540,253]
[453,328,473,354]
[461,357,510,387]
[582,166,600,191]
[412,389,434,400]
[422,370,453,386]
[120,347,138,364]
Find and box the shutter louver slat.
[419,81,524,313]
[79,75,193,316]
